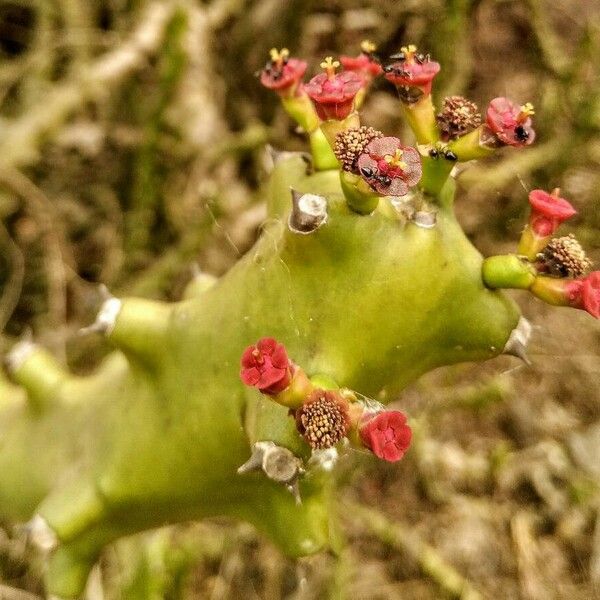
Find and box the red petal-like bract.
[356,136,421,196]
[582,272,600,319]
[304,71,364,120]
[528,189,577,236]
[359,410,412,462]
[486,97,535,147]
[340,54,383,81]
[260,58,307,96]
[240,337,292,395]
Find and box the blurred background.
[0,0,599,598]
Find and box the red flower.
[340,40,383,82]
[356,136,421,196]
[486,98,535,147]
[304,57,364,120]
[260,48,307,98]
[359,410,412,462]
[528,188,577,236]
[383,45,440,98]
[582,272,600,318]
[240,338,292,395]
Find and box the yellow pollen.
[400,44,417,61]
[269,47,289,66]
[361,40,377,54]
[320,56,340,79]
[384,149,407,170]
[519,102,535,119]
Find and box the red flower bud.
[359,410,412,462]
[304,57,364,121]
[383,45,440,98]
[260,48,307,98]
[485,97,535,147]
[528,189,577,236]
[582,272,600,318]
[356,136,421,196]
[240,338,292,395]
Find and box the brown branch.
[0,1,178,170]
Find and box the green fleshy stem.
[517,225,548,261]
[529,276,573,306]
[9,346,69,411]
[281,93,320,134]
[319,112,361,148]
[419,156,455,198]
[448,126,496,162]
[309,129,339,171]
[482,255,537,290]
[339,171,380,215]
[401,95,439,145]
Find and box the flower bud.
[359,410,412,462]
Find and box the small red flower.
[240,338,292,395]
[383,45,440,98]
[582,272,600,318]
[304,57,364,121]
[359,410,412,462]
[528,188,577,236]
[356,136,421,196]
[486,98,535,147]
[260,48,307,98]
[340,40,383,82]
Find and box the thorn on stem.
[237,441,304,502]
[78,289,122,337]
[503,316,532,365]
[289,189,328,234]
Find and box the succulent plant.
[1,41,598,599]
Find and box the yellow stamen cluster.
[320,56,340,79]
[269,47,289,67]
[361,40,377,54]
[296,390,350,450]
[384,148,407,170]
[334,126,383,172]
[518,102,535,121]
[401,44,417,61]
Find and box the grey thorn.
[236,441,271,474]
[79,289,122,337]
[5,338,37,373]
[503,316,532,365]
[289,189,328,234]
[412,210,437,229]
[238,441,304,502]
[24,514,58,553]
